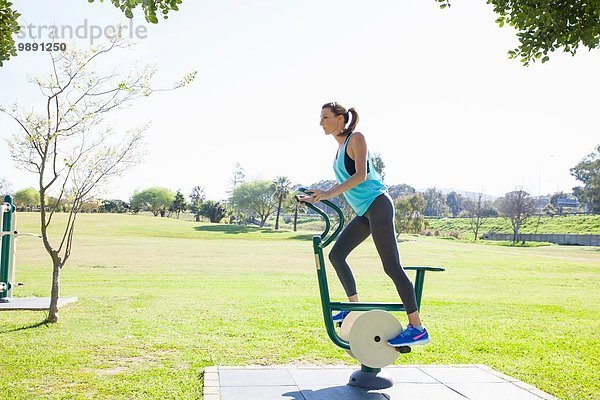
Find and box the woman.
[300,102,430,347]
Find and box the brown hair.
[321,102,359,137]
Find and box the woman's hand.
[295,194,312,203]
[299,189,333,203]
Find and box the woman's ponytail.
[341,107,359,136]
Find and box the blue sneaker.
[332,311,349,324]
[388,325,430,347]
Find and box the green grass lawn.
[1,213,599,399]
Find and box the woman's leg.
[366,195,422,326]
[328,215,371,300]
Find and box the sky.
[1,0,598,202]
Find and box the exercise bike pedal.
[395,346,411,354]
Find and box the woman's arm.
[305,133,369,203]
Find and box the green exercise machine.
[1,195,40,303]
[297,188,444,390]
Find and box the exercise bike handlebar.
[296,187,353,350]
[295,188,345,248]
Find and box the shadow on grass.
[193,224,318,241]
[287,234,315,241]
[0,319,50,333]
[194,225,272,234]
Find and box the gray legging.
[328,193,418,314]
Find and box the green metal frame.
[297,188,444,351]
[1,195,16,299]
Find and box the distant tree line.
[3,144,598,243]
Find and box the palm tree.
[272,176,291,230]
[285,196,307,232]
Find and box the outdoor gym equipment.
[1,194,41,302]
[297,188,444,390]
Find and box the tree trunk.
[293,205,298,232]
[534,213,542,234]
[47,259,61,323]
[473,194,482,241]
[275,199,282,230]
[195,214,200,222]
[39,189,60,323]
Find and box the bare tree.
[1,37,195,323]
[469,194,484,241]
[0,177,12,195]
[228,163,245,221]
[371,152,386,182]
[463,193,497,241]
[497,189,536,244]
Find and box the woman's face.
[320,107,344,135]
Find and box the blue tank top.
[333,133,387,216]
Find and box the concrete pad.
[220,369,295,387]
[221,386,302,400]
[205,364,557,400]
[447,382,544,400]
[0,297,77,311]
[420,366,506,383]
[386,366,437,383]
[288,368,355,386]
[383,383,468,400]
